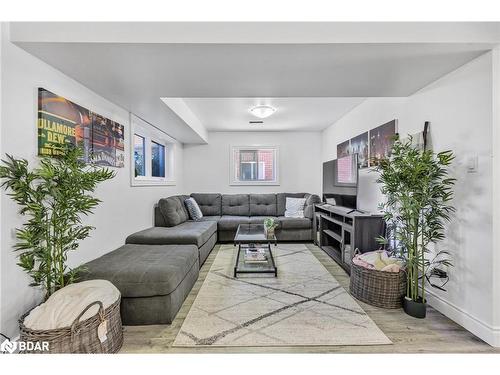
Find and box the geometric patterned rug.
[173,244,391,347]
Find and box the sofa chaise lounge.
[80,192,320,325]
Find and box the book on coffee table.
[244,249,268,262]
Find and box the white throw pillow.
[284,197,307,218]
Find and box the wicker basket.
[349,261,407,309]
[19,298,123,354]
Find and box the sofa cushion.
[80,244,199,297]
[250,194,277,216]
[218,215,251,231]
[190,193,222,216]
[158,195,190,227]
[277,193,306,216]
[222,194,250,216]
[185,197,203,221]
[197,215,221,222]
[278,216,312,230]
[126,221,217,247]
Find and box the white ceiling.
[10,22,498,143]
[176,98,365,131]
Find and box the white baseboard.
[427,290,500,347]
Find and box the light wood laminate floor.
[120,244,498,353]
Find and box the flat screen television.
[322,154,358,209]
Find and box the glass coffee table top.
[234,224,276,243]
[233,224,277,277]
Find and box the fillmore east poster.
[37,88,124,167]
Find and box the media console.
[313,204,385,274]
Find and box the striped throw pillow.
[185,198,203,221]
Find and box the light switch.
[467,155,478,173]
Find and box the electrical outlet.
[11,228,17,239]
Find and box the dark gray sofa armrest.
[304,194,321,219]
[154,205,167,227]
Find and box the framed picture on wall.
[91,113,125,167]
[37,88,92,162]
[350,132,369,168]
[336,140,351,158]
[369,119,397,167]
[37,87,125,167]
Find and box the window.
[230,146,279,185]
[134,134,146,177]
[131,115,176,186]
[151,141,166,178]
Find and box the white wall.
[322,52,498,346]
[183,131,322,195]
[492,47,500,344]
[0,23,184,338]
[0,24,3,336]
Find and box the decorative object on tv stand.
[0,144,115,299]
[264,217,278,239]
[37,88,125,167]
[375,135,455,318]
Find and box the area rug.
[173,243,391,347]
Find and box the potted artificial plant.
[0,144,115,300]
[376,136,455,318]
[264,217,278,239]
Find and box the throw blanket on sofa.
[24,280,120,330]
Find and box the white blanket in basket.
[24,280,120,330]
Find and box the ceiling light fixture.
[249,105,276,119]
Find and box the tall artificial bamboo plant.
[376,136,455,305]
[0,145,115,299]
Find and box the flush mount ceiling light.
[249,105,276,119]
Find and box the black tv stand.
[313,204,385,274]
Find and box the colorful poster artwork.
[37,88,124,167]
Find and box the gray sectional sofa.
[80,192,320,325]
[148,192,320,243]
[80,244,199,325]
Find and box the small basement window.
[230,146,279,185]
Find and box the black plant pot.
[403,297,427,318]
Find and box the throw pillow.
[185,197,203,221]
[284,197,306,218]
